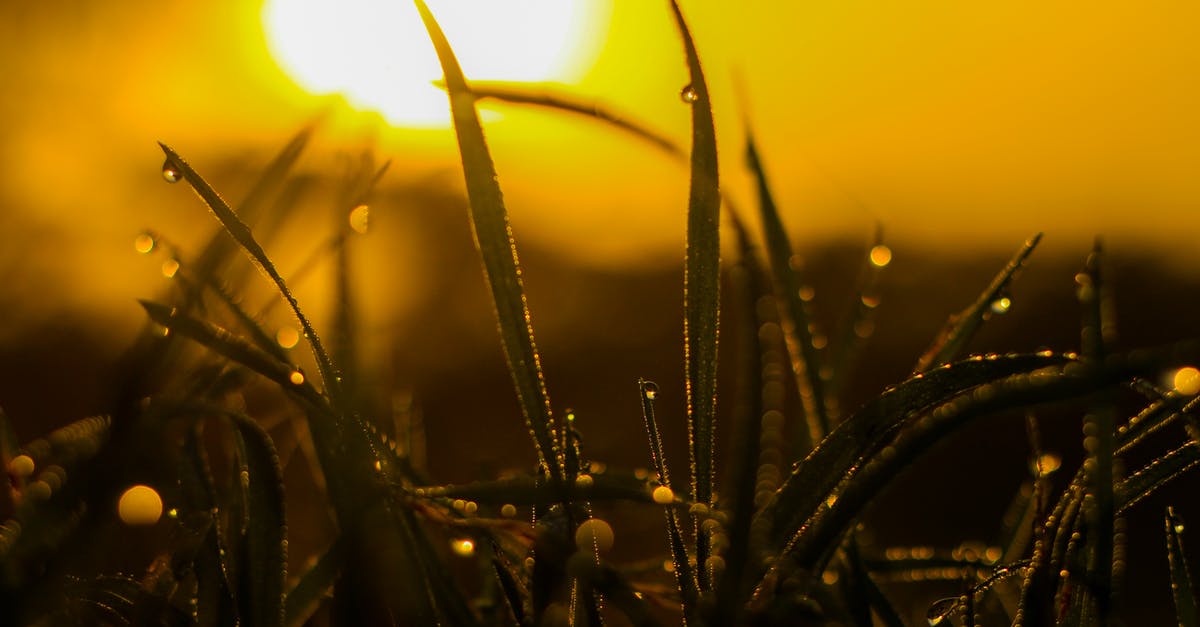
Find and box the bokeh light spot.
[118,485,163,526]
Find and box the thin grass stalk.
[412,0,563,480]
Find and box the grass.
[3,2,1200,625]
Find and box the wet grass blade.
[746,129,829,443]
[462,82,684,158]
[639,379,699,625]
[667,0,721,593]
[762,342,1200,583]
[284,538,344,627]
[915,234,1042,372]
[138,301,328,412]
[413,0,562,480]
[421,472,656,506]
[1077,242,1116,617]
[228,413,287,627]
[1167,507,1199,627]
[1118,441,1200,514]
[158,143,342,407]
[760,352,1069,551]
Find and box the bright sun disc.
[263,0,606,127]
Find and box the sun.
[263,0,606,127]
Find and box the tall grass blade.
[1118,441,1200,514]
[1077,241,1116,617]
[228,414,287,627]
[1167,507,1199,627]
[420,473,656,505]
[667,0,721,592]
[915,234,1042,372]
[158,143,342,406]
[639,379,699,625]
[284,539,344,627]
[412,0,562,480]
[745,130,829,443]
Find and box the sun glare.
[263,0,606,127]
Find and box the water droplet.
[239,470,250,489]
[118,485,163,526]
[1176,523,1186,533]
[161,259,180,278]
[861,294,881,308]
[798,285,816,302]
[289,370,305,386]
[1030,453,1061,477]
[133,233,156,254]
[869,245,893,268]
[26,480,51,500]
[373,460,383,472]
[276,327,300,349]
[8,454,34,478]
[501,503,517,518]
[450,538,475,557]
[652,485,675,504]
[680,84,698,103]
[643,381,659,401]
[161,159,182,183]
[348,204,370,234]
[574,518,614,552]
[1173,366,1200,395]
[575,474,594,489]
[990,297,1012,314]
[465,501,478,515]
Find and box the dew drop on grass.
[501,503,517,518]
[276,327,300,349]
[133,233,156,254]
[8,454,34,478]
[990,297,1012,314]
[574,518,614,552]
[450,538,475,557]
[117,485,163,526]
[288,370,305,386]
[643,381,659,401]
[574,474,594,489]
[869,244,893,268]
[652,485,674,504]
[348,204,370,234]
[680,84,698,103]
[1172,366,1200,395]
[161,159,182,183]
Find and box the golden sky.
[3,1,1200,336]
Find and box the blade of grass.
[639,379,699,626]
[413,0,562,480]
[158,143,343,408]
[745,129,829,444]
[1167,507,1199,627]
[228,414,287,627]
[284,538,344,627]
[666,0,721,593]
[915,234,1042,372]
[761,342,1200,587]
[419,473,657,506]
[1077,241,1116,618]
[759,352,1070,551]
[1118,441,1200,515]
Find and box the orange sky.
[3,1,1200,337]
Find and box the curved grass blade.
[158,142,343,407]
[746,129,829,444]
[461,82,683,158]
[763,342,1200,585]
[284,538,344,627]
[228,414,287,627]
[413,0,562,480]
[759,352,1070,551]
[915,234,1042,372]
[667,0,721,593]
[1167,507,1199,627]
[639,379,699,626]
[138,301,328,412]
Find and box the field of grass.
[2,2,1200,625]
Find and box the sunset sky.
[3,1,1199,338]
